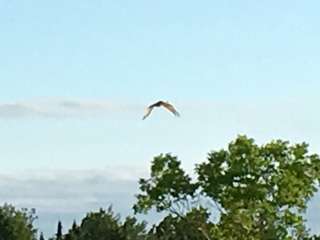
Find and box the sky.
[1,0,320,237]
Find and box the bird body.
[142,101,180,120]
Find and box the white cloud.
[0,99,141,119]
[0,103,48,118]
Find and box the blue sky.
[1,0,320,237]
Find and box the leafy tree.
[147,207,212,240]
[197,136,320,239]
[62,207,146,240]
[0,204,37,240]
[134,135,320,240]
[78,207,121,240]
[133,153,199,216]
[120,216,147,240]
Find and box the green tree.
[120,216,147,240]
[0,204,37,240]
[134,136,320,240]
[147,207,212,240]
[133,153,199,216]
[63,207,146,240]
[64,220,80,240]
[76,207,122,240]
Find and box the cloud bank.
[0,167,148,236]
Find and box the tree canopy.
[63,206,147,240]
[0,204,37,240]
[134,135,320,239]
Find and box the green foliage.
[64,221,80,240]
[197,136,320,239]
[308,235,320,240]
[77,207,121,240]
[148,207,212,240]
[120,216,147,240]
[63,206,147,240]
[134,153,198,215]
[135,135,320,240]
[0,204,37,240]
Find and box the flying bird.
[142,101,180,120]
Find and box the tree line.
[1,135,320,240]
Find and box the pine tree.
[39,232,45,240]
[56,221,63,240]
[71,220,77,232]
[64,220,80,240]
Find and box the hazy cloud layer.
[0,167,147,236]
[0,167,145,211]
[0,99,141,119]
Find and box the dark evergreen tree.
[39,232,45,240]
[56,221,63,240]
[71,220,77,231]
[64,220,79,240]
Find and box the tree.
[133,153,199,216]
[77,207,122,240]
[56,221,63,240]
[39,232,45,240]
[64,220,79,240]
[62,207,146,240]
[120,216,147,240]
[147,207,212,240]
[0,203,37,240]
[134,135,320,240]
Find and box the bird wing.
[160,102,180,117]
[142,106,154,120]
